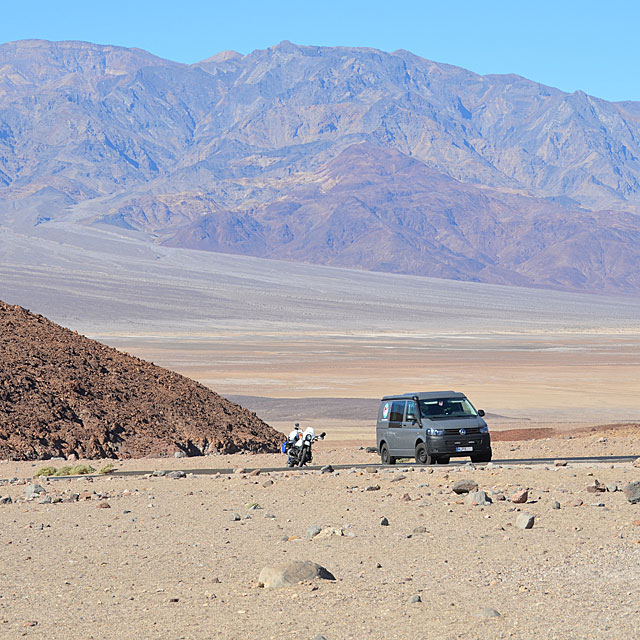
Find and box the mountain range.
[1,39,640,293]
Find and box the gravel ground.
[1,432,640,640]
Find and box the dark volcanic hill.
[1,39,640,293]
[0,300,281,460]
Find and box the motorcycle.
[283,426,326,467]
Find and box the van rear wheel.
[415,442,433,465]
[380,443,396,465]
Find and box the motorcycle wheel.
[297,449,308,467]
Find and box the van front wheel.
[415,442,433,465]
[380,443,396,465]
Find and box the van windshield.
[419,398,477,419]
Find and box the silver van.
[376,391,491,465]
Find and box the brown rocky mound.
[0,301,282,460]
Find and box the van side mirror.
[478,409,485,417]
[407,414,417,423]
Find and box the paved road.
[105,454,639,478]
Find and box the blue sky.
[2,0,638,102]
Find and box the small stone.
[152,470,167,477]
[234,468,247,474]
[0,496,12,504]
[258,561,335,588]
[67,453,78,461]
[452,479,478,495]
[230,512,241,521]
[554,460,567,467]
[24,484,46,500]
[412,526,427,534]
[262,480,274,487]
[365,446,377,453]
[365,485,380,491]
[552,501,561,510]
[167,470,186,479]
[390,475,406,483]
[632,458,640,468]
[39,495,52,504]
[465,491,491,506]
[606,483,618,493]
[264,513,276,519]
[96,501,111,509]
[510,489,528,504]
[476,608,501,618]
[516,513,535,529]
[320,465,334,474]
[248,469,261,477]
[408,594,421,604]
[366,468,378,474]
[623,481,640,504]
[400,493,411,502]
[380,516,389,526]
[174,451,186,458]
[315,527,344,539]
[312,635,328,640]
[307,525,322,539]
[586,480,605,493]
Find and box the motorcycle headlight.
[479,426,489,434]
[427,428,445,436]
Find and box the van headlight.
[427,428,445,436]
[479,426,489,434]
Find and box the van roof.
[380,391,466,401]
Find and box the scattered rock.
[516,513,535,529]
[248,469,261,477]
[632,458,640,469]
[400,493,411,502]
[510,489,528,504]
[258,561,335,588]
[311,635,328,640]
[365,485,380,491]
[315,527,344,540]
[390,475,406,483]
[230,512,241,521]
[234,467,247,474]
[167,470,186,479]
[152,470,167,477]
[476,608,501,618]
[408,594,421,604]
[262,480,274,487]
[554,460,567,467]
[0,496,12,504]
[465,491,491,506]
[452,479,478,494]
[174,450,186,458]
[264,513,276,519]
[623,481,640,504]
[307,525,322,539]
[412,526,427,534]
[606,483,618,493]
[25,484,46,500]
[380,516,389,526]
[365,447,377,454]
[38,495,52,504]
[320,465,334,474]
[586,480,605,493]
[552,501,561,510]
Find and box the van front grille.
[444,427,482,436]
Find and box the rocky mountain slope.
[1,39,640,292]
[0,300,281,460]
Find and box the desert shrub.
[66,464,95,476]
[98,463,115,474]
[34,466,58,477]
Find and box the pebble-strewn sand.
[1,427,639,640]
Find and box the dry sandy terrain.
[1,225,639,638]
[2,429,640,640]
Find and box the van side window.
[389,400,405,424]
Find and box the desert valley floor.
[1,226,639,638]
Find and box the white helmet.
[303,427,315,440]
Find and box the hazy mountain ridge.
[1,39,640,293]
